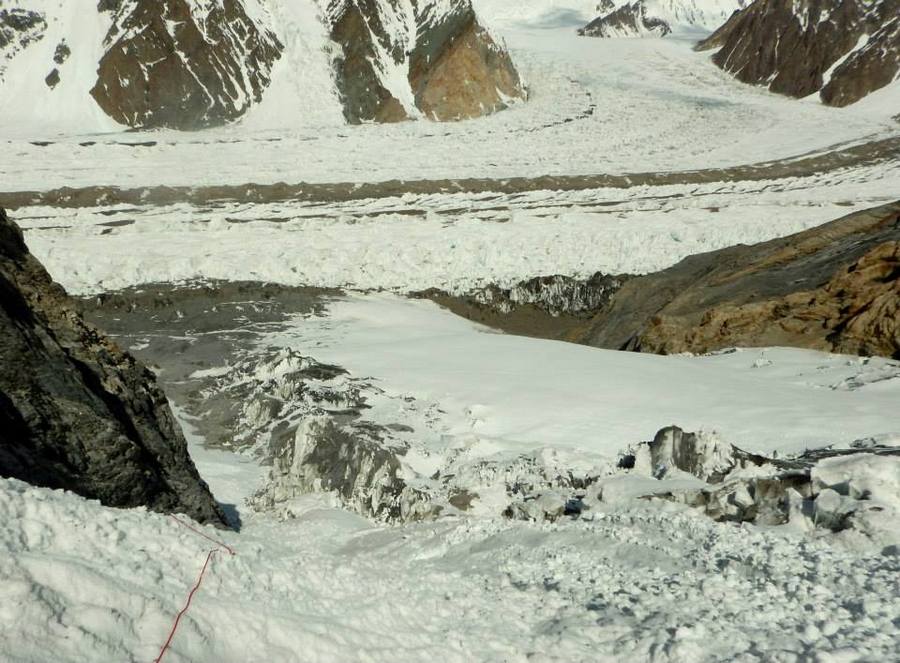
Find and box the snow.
[15,158,899,295]
[2,19,899,189]
[0,0,120,133]
[2,1,900,660]
[257,293,900,458]
[2,442,900,662]
[239,0,346,129]
[473,0,745,33]
[640,0,747,33]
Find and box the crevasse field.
[2,0,900,662]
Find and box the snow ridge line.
[153,516,236,663]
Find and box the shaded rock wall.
[91,0,282,129]
[0,209,225,525]
[696,0,900,106]
[580,201,900,359]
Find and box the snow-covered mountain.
[325,0,525,122]
[0,0,524,130]
[91,0,282,130]
[578,0,746,38]
[696,0,900,107]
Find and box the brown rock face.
[411,13,524,120]
[327,0,525,123]
[580,201,900,359]
[91,0,282,130]
[695,0,900,106]
[0,208,226,525]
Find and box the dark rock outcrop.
[91,0,283,129]
[327,0,526,123]
[0,8,46,77]
[580,201,900,359]
[0,209,225,525]
[578,1,672,38]
[695,0,900,106]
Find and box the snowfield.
[2,463,900,663]
[257,294,900,458]
[2,0,900,661]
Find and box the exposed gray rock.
[43,67,58,89]
[97,0,123,12]
[52,40,69,65]
[0,208,226,526]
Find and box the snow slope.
[4,473,899,663]
[639,0,746,33]
[576,0,746,38]
[259,293,900,457]
[1,324,899,663]
[0,0,119,133]
[239,0,344,129]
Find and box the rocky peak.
[578,0,747,38]
[696,0,900,106]
[328,0,526,123]
[0,208,226,526]
[91,0,283,129]
[579,1,672,38]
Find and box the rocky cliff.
[327,0,526,123]
[0,208,226,525]
[91,0,283,129]
[695,0,900,106]
[580,201,900,358]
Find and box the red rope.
[168,515,236,556]
[152,516,237,663]
[153,549,218,663]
